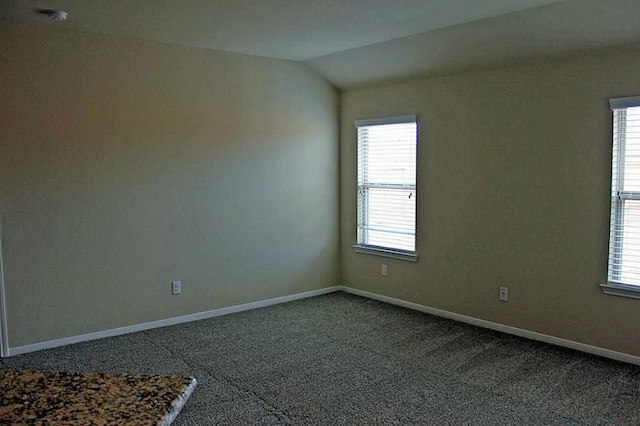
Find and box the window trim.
[600,282,640,300]
[354,115,417,128]
[353,244,418,262]
[354,115,418,261]
[602,95,640,299]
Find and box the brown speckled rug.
[0,370,196,425]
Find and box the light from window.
[607,96,640,289]
[354,115,417,259]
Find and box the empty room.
[1,0,640,424]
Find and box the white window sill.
[353,244,417,262]
[600,283,640,300]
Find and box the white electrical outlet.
[172,280,182,295]
[499,286,508,302]
[381,264,388,277]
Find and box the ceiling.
[2,0,640,89]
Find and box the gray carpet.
[1,291,639,425]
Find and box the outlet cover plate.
[499,286,508,302]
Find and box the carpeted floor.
[1,291,639,425]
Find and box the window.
[353,115,418,261]
[602,96,640,299]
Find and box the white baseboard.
[8,284,640,367]
[7,286,341,357]
[339,286,640,366]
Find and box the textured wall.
[0,22,339,347]
[340,48,640,356]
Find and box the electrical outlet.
[381,264,388,277]
[499,286,508,302]
[172,280,182,295]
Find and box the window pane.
[365,124,416,185]
[367,188,416,234]
[622,107,640,191]
[367,230,415,252]
[612,200,640,285]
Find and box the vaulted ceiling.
[2,0,640,89]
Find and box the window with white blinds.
[354,115,417,261]
[603,96,640,299]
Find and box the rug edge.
[159,376,197,426]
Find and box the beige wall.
[341,48,640,356]
[2,20,639,359]
[0,22,339,348]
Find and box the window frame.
[601,95,640,299]
[352,115,418,262]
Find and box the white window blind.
[355,115,417,259]
[606,96,640,294]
